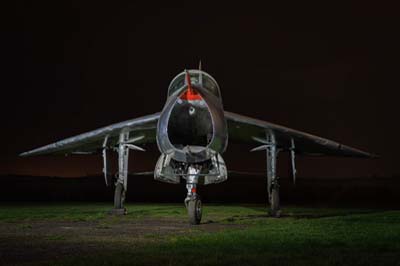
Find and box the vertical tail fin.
[185,70,193,93]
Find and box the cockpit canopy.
[167,70,221,99]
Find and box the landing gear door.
[203,153,228,185]
[154,153,180,184]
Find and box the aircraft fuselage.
[156,70,228,164]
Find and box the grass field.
[0,203,399,266]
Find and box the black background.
[0,1,399,180]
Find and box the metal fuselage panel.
[156,70,228,163]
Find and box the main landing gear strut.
[266,132,281,217]
[111,133,130,215]
[184,165,202,225]
[252,131,281,217]
[109,132,144,215]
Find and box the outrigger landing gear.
[184,165,202,225]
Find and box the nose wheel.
[186,198,202,225]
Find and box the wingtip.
[369,153,380,159]
[19,149,43,157]
[356,151,379,159]
[340,144,379,159]
[357,150,379,159]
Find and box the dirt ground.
[0,216,244,265]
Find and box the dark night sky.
[0,1,398,178]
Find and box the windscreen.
[167,70,221,99]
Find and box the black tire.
[188,199,202,225]
[270,188,281,217]
[114,183,124,209]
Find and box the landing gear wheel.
[270,187,281,217]
[113,182,126,211]
[188,199,202,225]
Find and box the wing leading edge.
[20,111,375,158]
[225,111,375,158]
[20,113,160,157]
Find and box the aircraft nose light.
[189,106,196,116]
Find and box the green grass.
[0,203,399,266]
[0,202,111,222]
[0,202,271,222]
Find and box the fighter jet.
[21,64,375,224]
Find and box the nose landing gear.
[184,165,202,225]
[186,197,202,225]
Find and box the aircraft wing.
[20,113,160,157]
[225,111,375,158]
